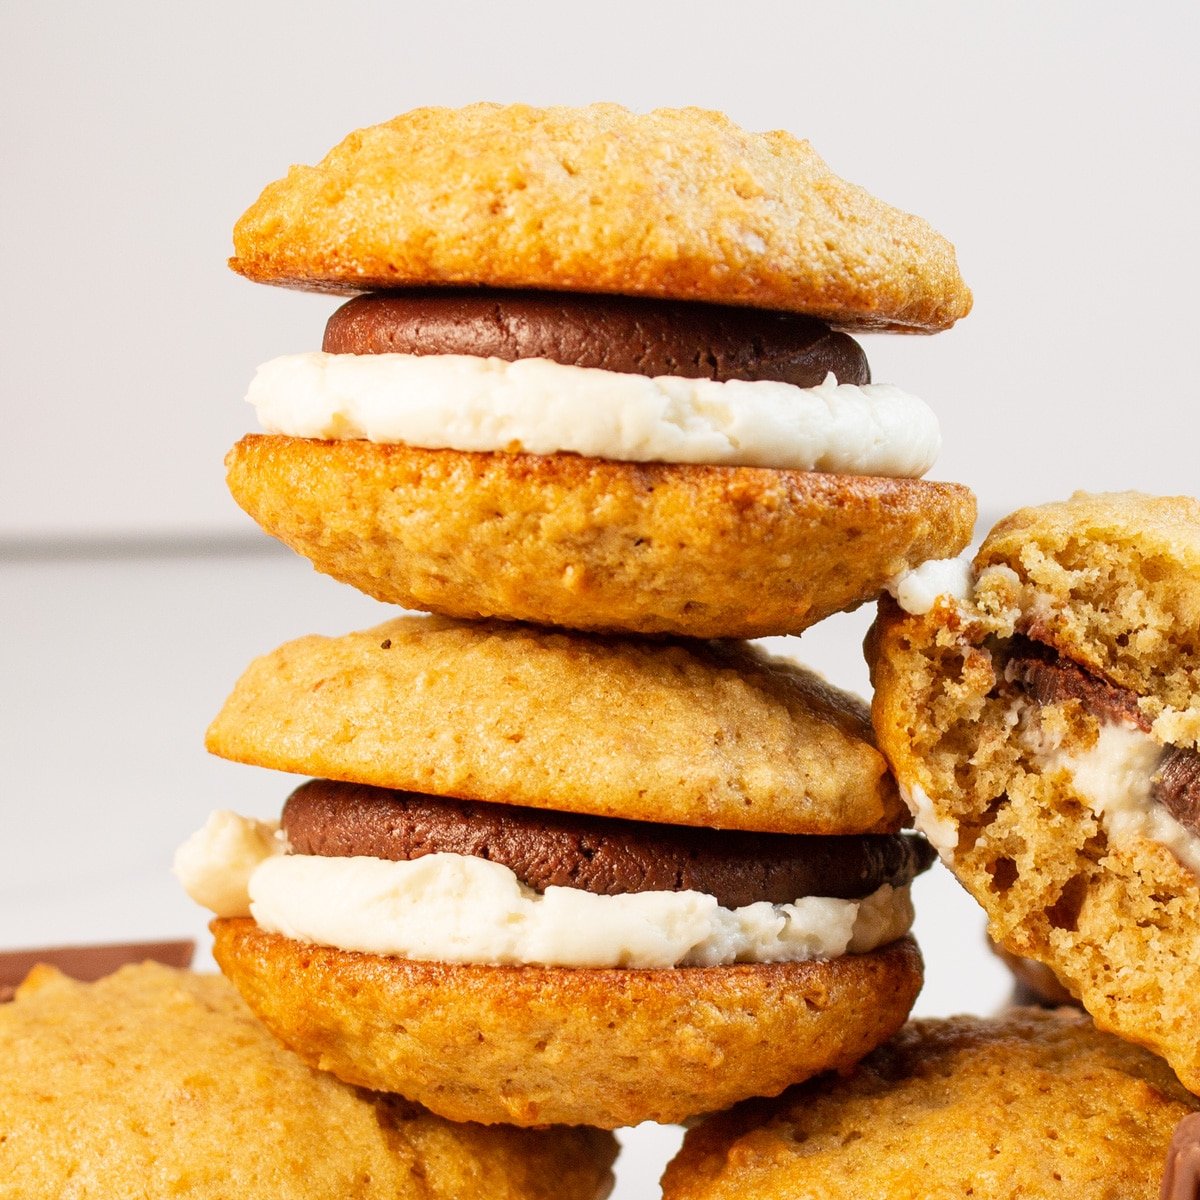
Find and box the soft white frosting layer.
[900,782,959,864]
[902,714,1200,877]
[246,352,941,477]
[173,810,284,918]
[1026,716,1200,876]
[888,556,974,615]
[175,811,914,968]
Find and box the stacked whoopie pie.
[176,103,976,1130]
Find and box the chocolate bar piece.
[0,939,195,1001]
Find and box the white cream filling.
[173,810,285,917]
[1018,707,1200,877]
[246,352,941,477]
[899,782,958,864]
[175,811,914,968]
[887,556,974,615]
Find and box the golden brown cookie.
[212,919,923,1128]
[0,962,616,1199]
[225,436,975,640]
[868,492,1200,1092]
[661,1009,1197,1200]
[231,104,972,332]
[974,491,1200,717]
[206,612,903,835]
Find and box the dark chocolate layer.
[1157,749,1200,835]
[282,779,933,910]
[323,288,870,386]
[1007,638,1149,731]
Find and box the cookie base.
[212,919,923,1128]
[226,436,975,639]
[0,963,618,1200]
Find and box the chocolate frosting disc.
[323,288,870,387]
[282,780,933,909]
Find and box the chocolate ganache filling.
[1006,637,1200,837]
[323,288,870,387]
[282,780,932,911]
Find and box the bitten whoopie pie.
[0,963,616,1200]
[869,492,1200,1093]
[179,615,934,1128]
[661,1009,1198,1200]
[224,103,975,637]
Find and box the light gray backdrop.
[4,0,1198,537]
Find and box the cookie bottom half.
[226,436,974,639]
[212,919,923,1128]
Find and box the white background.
[3,1,1199,537]
[3,2,1197,1194]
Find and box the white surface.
[3,2,1199,536]
[2,543,1011,1197]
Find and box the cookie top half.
[206,614,903,835]
[975,491,1200,721]
[0,963,616,1200]
[663,1010,1197,1200]
[231,104,971,332]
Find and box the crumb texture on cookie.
[976,491,1200,719]
[212,919,923,1128]
[231,104,972,332]
[0,962,617,1200]
[207,612,902,835]
[868,493,1200,1093]
[225,436,975,640]
[662,1010,1197,1200]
